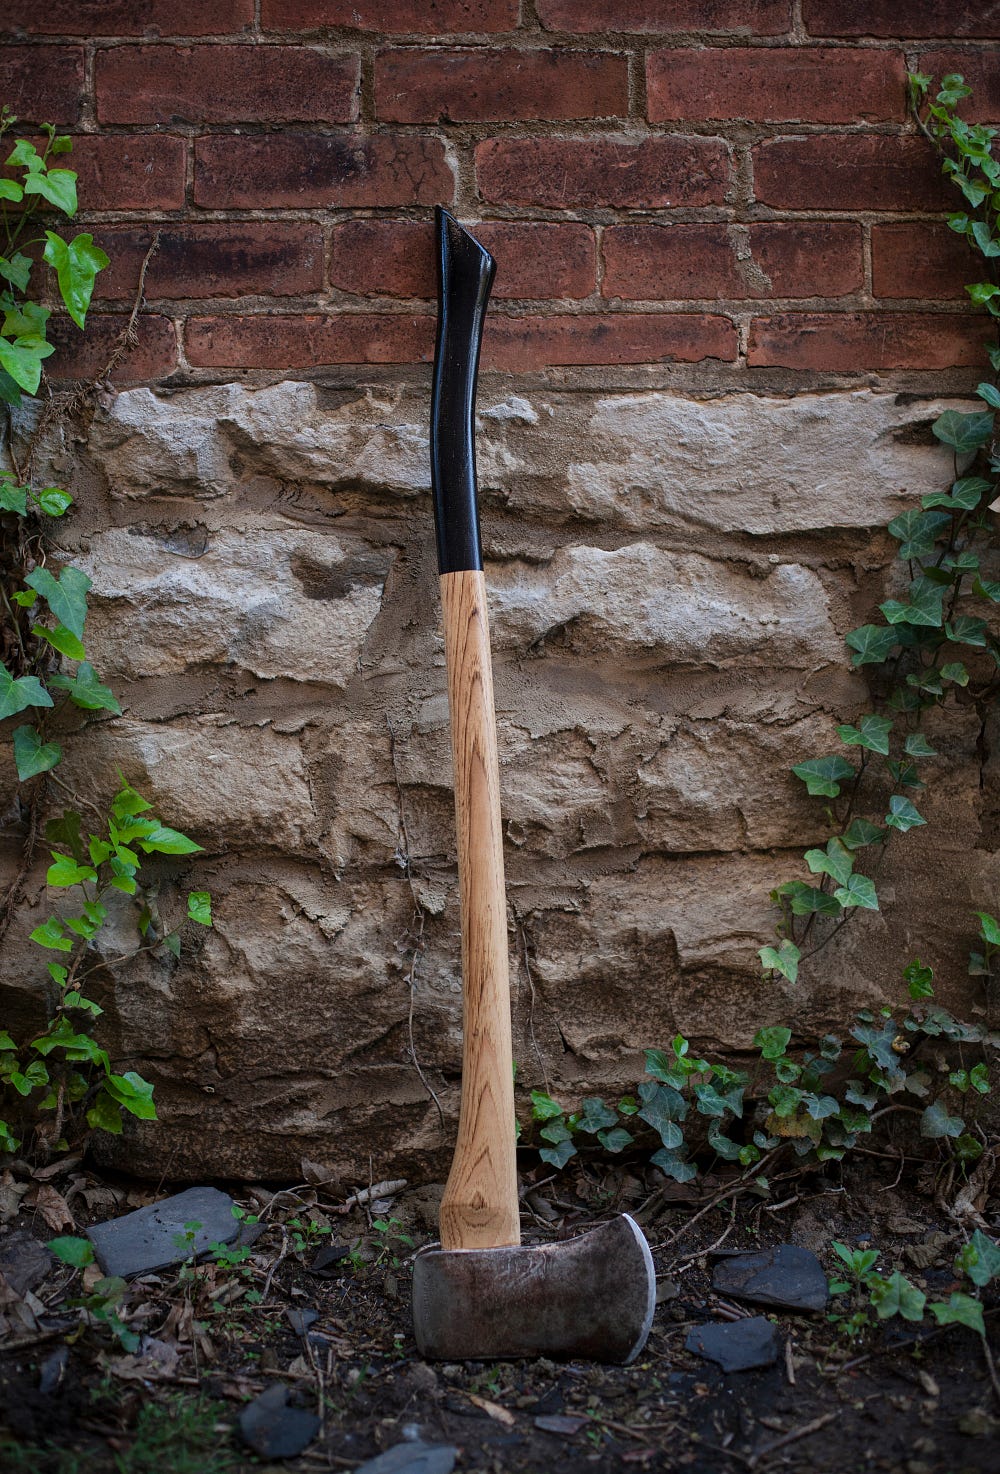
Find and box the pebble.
[238,1383,320,1460]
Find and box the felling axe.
[411,208,657,1363]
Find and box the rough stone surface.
[3,378,994,1181]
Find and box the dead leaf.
[107,1336,179,1382]
[468,1393,516,1428]
[0,1171,29,1224]
[300,1159,338,1186]
[30,1155,83,1181]
[25,1183,74,1232]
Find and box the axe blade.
[411,1213,656,1364]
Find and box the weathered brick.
[95,223,324,301]
[1,1,253,34]
[748,311,985,370]
[872,223,977,300]
[375,47,627,122]
[754,135,953,211]
[603,223,862,300]
[648,46,905,123]
[804,1,1000,38]
[195,133,451,208]
[917,52,1000,121]
[538,0,791,33]
[46,313,177,383]
[71,134,187,210]
[96,45,359,125]
[0,46,84,124]
[261,0,518,31]
[328,219,595,299]
[477,136,729,209]
[185,313,434,367]
[483,313,738,370]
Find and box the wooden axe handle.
[439,568,520,1250]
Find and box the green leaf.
[775,881,842,917]
[946,615,988,646]
[103,1071,156,1120]
[932,408,994,452]
[870,1271,926,1322]
[86,1090,124,1135]
[921,1100,964,1138]
[638,1082,687,1139]
[11,590,36,608]
[758,940,800,984]
[576,1096,617,1133]
[186,890,212,926]
[650,1147,698,1183]
[42,231,109,331]
[977,911,1000,945]
[922,476,991,510]
[885,795,926,832]
[0,252,32,291]
[597,1126,632,1152]
[966,281,1000,305]
[0,478,27,515]
[753,1026,792,1061]
[842,819,884,850]
[0,332,53,394]
[13,724,62,779]
[976,380,1000,409]
[792,755,855,798]
[886,508,952,560]
[903,958,934,999]
[48,1235,95,1267]
[34,486,73,517]
[23,167,77,217]
[837,713,892,755]
[834,874,879,910]
[0,666,53,720]
[32,623,86,661]
[137,824,202,856]
[46,852,97,888]
[25,565,91,640]
[0,180,23,203]
[930,1293,985,1335]
[30,917,72,952]
[48,662,120,714]
[845,624,898,666]
[539,1138,575,1169]
[530,1089,563,1122]
[956,1230,1000,1287]
[805,836,854,886]
[881,577,945,629]
[903,732,937,757]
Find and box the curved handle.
[430,206,496,576]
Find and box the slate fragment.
[238,1383,320,1459]
[354,1440,458,1474]
[711,1244,828,1312]
[686,1317,780,1372]
[310,1242,351,1276]
[87,1186,246,1278]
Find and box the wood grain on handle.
[438,568,520,1251]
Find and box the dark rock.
[310,1242,351,1276]
[238,1383,320,1460]
[535,1414,588,1437]
[0,1230,54,1295]
[87,1187,244,1278]
[38,1345,69,1395]
[354,1440,458,1474]
[286,1307,319,1336]
[686,1317,780,1372]
[711,1244,828,1313]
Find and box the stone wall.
[2,4,999,1180]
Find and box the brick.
[195,133,451,208]
[483,313,737,370]
[185,313,434,367]
[0,47,84,125]
[261,0,518,31]
[538,0,791,33]
[917,52,1000,121]
[647,46,905,123]
[46,313,177,383]
[872,223,978,300]
[603,223,861,301]
[71,135,187,210]
[748,311,985,370]
[95,223,324,301]
[328,220,595,299]
[477,136,729,209]
[375,47,627,122]
[1,1,253,34]
[96,45,359,125]
[804,1,1000,38]
[754,136,953,212]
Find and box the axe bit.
[411,207,656,1364]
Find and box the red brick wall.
[3,1,998,382]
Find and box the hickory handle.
[438,568,521,1251]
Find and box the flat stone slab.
[87,1186,243,1278]
[711,1244,828,1313]
[686,1317,780,1373]
[239,1383,319,1460]
[355,1442,458,1474]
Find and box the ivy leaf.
[903,958,934,999]
[845,623,898,666]
[42,231,109,330]
[48,1235,95,1267]
[597,1126,633,1152]
[46,853,98,888]
[103,1071,157,1120]
[758,940,800,984]
[25,565,91,639]
[841,818,884,850]
[638,1083,687,1140]
[955,1230,1000,1287]
[753,1026,792,1060]
[30,917,72,952]
[920,1100,964,1138]
[539,1138,576,1169]
[791,755,855,797]
[870,1271,926,1322]
[973,576,1000,603]
[0,251,31,291]
[576,1096,617,1134]
[32,623,87,661]
[837,713,892,755]
[804,837,854,887]
[881,577,945,628]
[48,662,120,714]
[34,486,73,517]
[0,667,53,721]
[886,508,952,559]
[946,615,988,646]
[774,881,841,917]
[0,478,27,515]
[86,1091,124,1135]
[530,1089,562,1122]
[834,874,879,910]
[976,911,1000,945]
[885,795,926,832]
[187,891,212,926]
[922,476,991,510]
[137,825,202,856]
[930,1293,985,1335]
[0,332,54,394]
[13,725,62,780]
[650,1147,698,1183]
[977,381,1000,409]
[903,732,936,758]
[23,167,78,217]
[931,408,994,452]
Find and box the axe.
[411,208,657,1363]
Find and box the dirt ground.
[0,1154,998,1474]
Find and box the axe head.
[411,1214,656,1364]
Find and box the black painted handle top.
[431,206,497,576]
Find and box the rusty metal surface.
[411,1213,656,1364]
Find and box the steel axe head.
[411,1213,656,1364]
